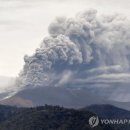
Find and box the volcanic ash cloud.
[17,9,130,88]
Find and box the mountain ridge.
[1,86,130,111]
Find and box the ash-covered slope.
[0,86,104,108]
[1,85,130,111]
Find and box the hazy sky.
[1,0,130,77]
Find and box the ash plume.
[17,9,130,95]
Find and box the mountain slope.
[1,104,130,130]
[0,105,114,130]
[0,86,108,108]
[0,105,22,123]
[84,104,130,119]
[1,86,130,111]
[84,104,130,130]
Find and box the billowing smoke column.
[17,9,130,88]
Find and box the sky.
[1,0,130,77]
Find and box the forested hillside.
[0,105,114,130]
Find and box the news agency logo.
[89,115,130,128]
[89,116,99,128]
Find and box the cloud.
[16,9,130,101]
[84,73,130,84]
